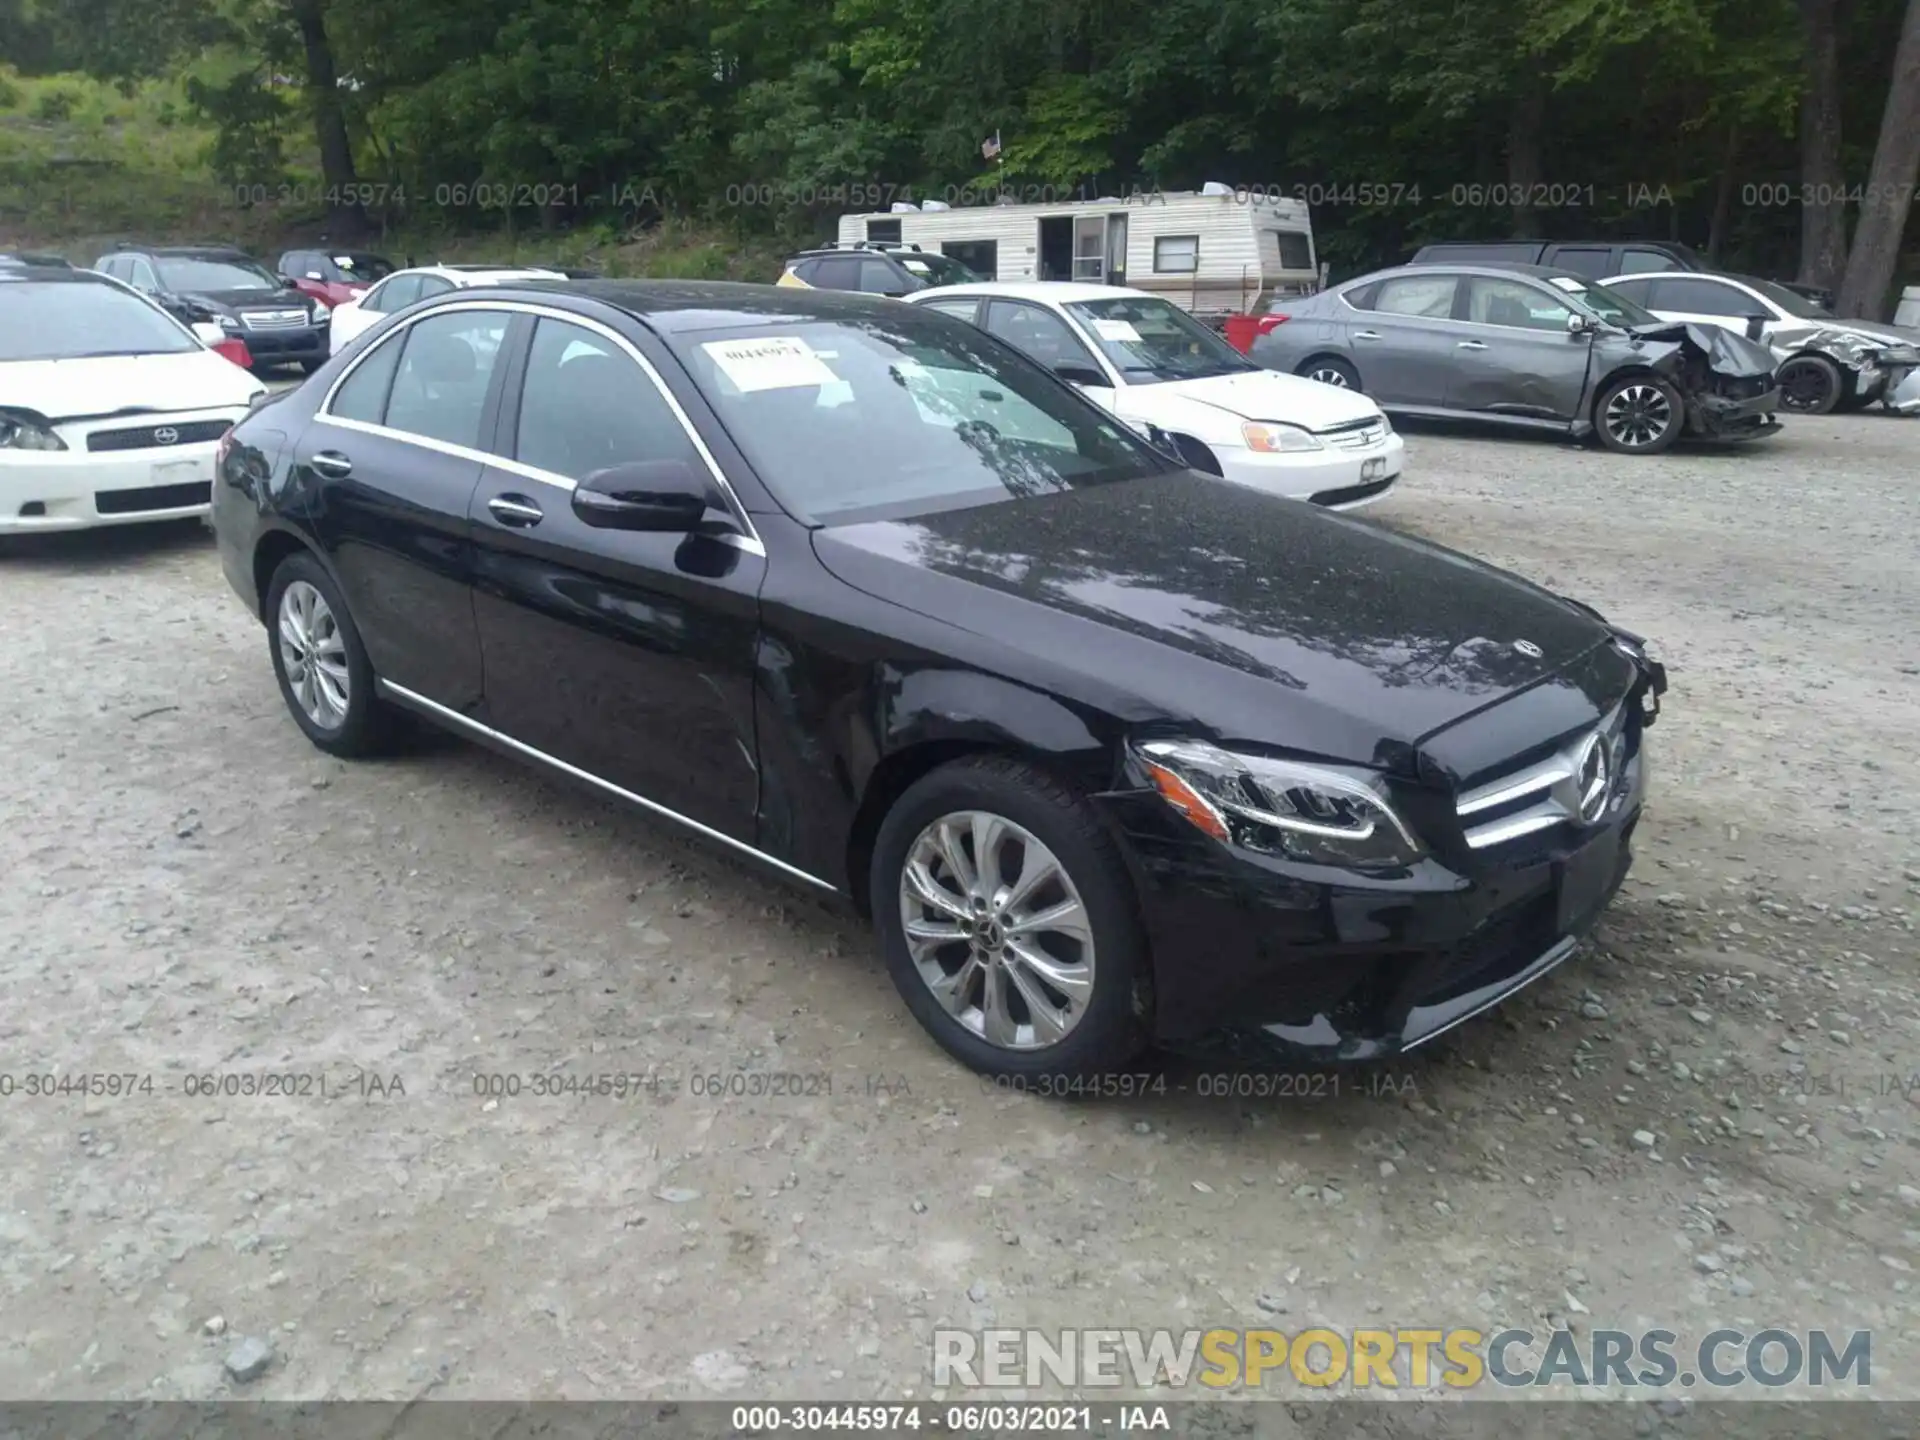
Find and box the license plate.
[151,458,207,486]
[1556,829,1621,933]
[1361,457,1387,481]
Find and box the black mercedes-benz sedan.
[212,279,1667,1077]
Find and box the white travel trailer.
[834,184,1319,320]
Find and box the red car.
[275,249,395,309]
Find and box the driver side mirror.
[1566,311,1594,334]
[1744,314,1768,341]
[1053,362,1107,387]
[572,459,715,533]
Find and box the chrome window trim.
[314,299,765,554]
[377,680,834,893]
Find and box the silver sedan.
[1249,263,1782,454]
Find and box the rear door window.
[1371,274,1460,318]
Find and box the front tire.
[1778,354,1842,415]
[871,756,1150,1078]
[264,551,398,757]
[1595,374,1683,454]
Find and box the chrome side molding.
[377,679,837,893]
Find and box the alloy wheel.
[277,579,350,729]
[897,809,1095,1051]
[1603,383,1673,449]
[1307,365,1352,388]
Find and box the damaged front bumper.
[1685,383,1782,441]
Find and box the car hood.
[1142,368,1382,428]
[0,351,263,421]
[812,473,1616,768]
[1771,321,1920,367]
[192,287,310,311]
[1621,322,1776,378]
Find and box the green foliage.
[1,0,1912,285]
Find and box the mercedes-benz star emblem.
[1575,730,1614,824]
[1513,638,1543,658]
[152,427,179,445]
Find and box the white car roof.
[906,281,1154,306]
[389,265,566,285]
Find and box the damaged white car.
[1605,271,1920,416]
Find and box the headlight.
[0,415,67,451]
[1134,739,1424,869]
[217,314,242,332]
[1377,411,1393,435]
[1241,421,1324,453]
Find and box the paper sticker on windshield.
[1091,318,1142,343]
[701,336,839,391]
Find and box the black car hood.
[812,474,1617,768]
[191,287,307,311]
[1623,322,1776,378]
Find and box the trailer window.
[1153,236,1199,274]
[1271,231,1313,270]
[866,219,903,244]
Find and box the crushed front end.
[1631,323,1782,441]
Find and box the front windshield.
[670,313,1170,523]
[0,279,198,360]
[897,253,980,288]
[1546,276,1660,327]
[156,256,280,292]
[1741,276,1831,320]
[1063,296,1256,383]
[337,254,393,280]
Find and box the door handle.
[1353,330,1382,340]
[1456,340,1489,350]
[309,450,352,478]
[487,494,545,528]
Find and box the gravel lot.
[2,415,1916,1409]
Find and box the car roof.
[440,278,945,333]
[393,265,567,283]
[905,280,1146,304]
[123,245,256,259]
[0,260,114,285]
[1342,262,1618,287]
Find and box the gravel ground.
[1,415,1916,1409]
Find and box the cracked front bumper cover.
[1687,385,1782,440]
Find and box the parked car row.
[208,277,1667,1078]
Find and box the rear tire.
[1298,355,1362,391]
[871,756,1150,1079]
[264,551,400,757]
[1594,374,1683,454]
[1778,354,1843,415]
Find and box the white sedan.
[1,259,266,535]
[327,264,567,355]
[907,281,1404,508]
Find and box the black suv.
[777,242,980,297]
[92,244,331,372]
[1406,239,1835,310]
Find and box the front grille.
[1454,704,1633,851]
[240,309,310,330]
[95,481,211,515]
[87,419,231,452]
[1317,416,1386,450]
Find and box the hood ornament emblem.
[1513,639,1543,658]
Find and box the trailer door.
[1106,214,1128,285]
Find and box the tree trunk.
[1835,0,1920,317]
[286,0,364,230]
[1797,0,1848,289]
[1507,80,1547,239]
[1707,122,1740,263]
